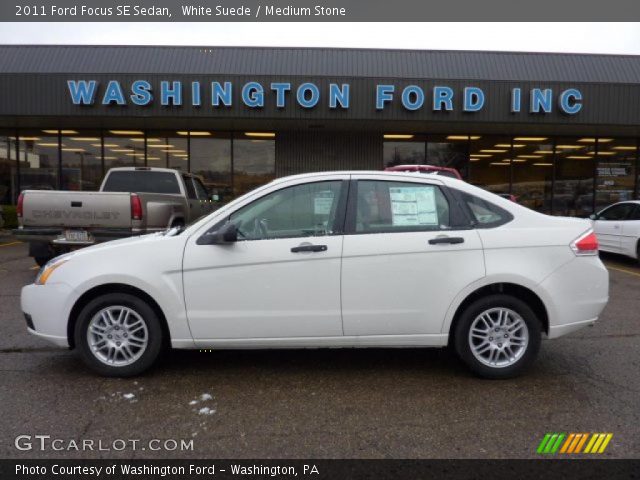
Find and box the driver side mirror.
[589,214,598,220]
[196,222,238,245]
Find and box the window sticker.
[390,186,437,226]
[314,190,335,215]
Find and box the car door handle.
[291,244,328,253]
[428,236,465,245]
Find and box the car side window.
[355,181,450,233]
[229,181,344,240]
[598,203,634,221]
[183,175,197,200]
[458,192,512,228]
[629,205,640,221]
[192,178,209,200]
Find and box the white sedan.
[591,200,640,262]
[21,171,609,379]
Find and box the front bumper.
[21,282,78,348]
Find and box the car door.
[182,174,204,221]
[620,204,640,259]
[593,203,635,253]
[182,177,348,341]
[341,175,485,336]
[192,176,215,215]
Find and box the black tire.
[454,294,541,379]
[74,293,164,377]
[34,255,53,267]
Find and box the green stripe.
[537,433,552,454]
[550,433,566,453]
[543,434,559,454]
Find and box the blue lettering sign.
[130,80,152,106]
[212,82,232,107]
[376,85,394,110]
[401,86,425,111]
[242,82,264,108]
[559,88,582,115]
[271,83,291,108]
[161,81,182,106]
[102,80,126,105]
[530,88,552,113]
[463,87,484,112]
[329,83,350,109]
[67,80,98,105]
[191,81,201,107]
[433,86,453,111]
[511,88,521,113]
[297,83,320,108]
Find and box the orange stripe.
[560,434,575,453]
[567,434,581,453]
[574,433,589,453]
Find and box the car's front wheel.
[454,294,541,379]
[74,293,164,377]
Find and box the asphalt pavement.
[0,240,638,459]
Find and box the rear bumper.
[540,256,609,338]
[13,227,146,245]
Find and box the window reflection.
[233,134,275,197]
[427,135,470,178]
[595,138,637,210]
[511,139,554,213]
[189,132,232,202]
[61,130,102,190]
[18,130,58,191]
[0,132,15,203]
[468,136,512,195]
[553,138,595,217]
[383,136,426,168]
[148,131,188,171]
[103,130,145,170]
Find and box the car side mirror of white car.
[589,214,598,220]
[196,222,238,245]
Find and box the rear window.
[102,171,181,194]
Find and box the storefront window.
[595,138,637,211]
[0,131,16,204]
[468,136,512,195]
[60,130,102,190]
[233,133,276,197]
[383,135,426,168]
[189,132,232,203]
[18,130,59,191]
[103,130,145,171]
[427,135,470,178]
[553,137,595,217]
[511,138,554,213]
[148,131,189,171]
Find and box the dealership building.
[1,45,639,215]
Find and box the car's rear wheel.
[74,293,163,377]
[454,294,541,379]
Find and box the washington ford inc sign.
[67,80,584,114]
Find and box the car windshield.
[102,171,181,194]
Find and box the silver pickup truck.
[15,167,216,265]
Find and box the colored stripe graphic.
[539,433,613,454]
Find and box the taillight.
[570,230,599,256]
[130,194,143,220]
[17,192,24,218]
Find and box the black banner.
[2,460,639,480]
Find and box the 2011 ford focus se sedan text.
[21,171,609,378]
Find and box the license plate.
[64,230,90,242]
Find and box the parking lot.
[0,239,638,459]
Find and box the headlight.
[35,259,68,285]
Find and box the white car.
[21,171,609,379]
[591,200,640,262]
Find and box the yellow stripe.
[597,434,613,454]
[584,434,599,453]
[560,434,575,453]
[0,241,21,247]
[606,265,640,279]
[590,434,606,453]
[574,433,589,453]
[567,434,581,453]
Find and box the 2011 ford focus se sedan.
[21,171,609,378]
